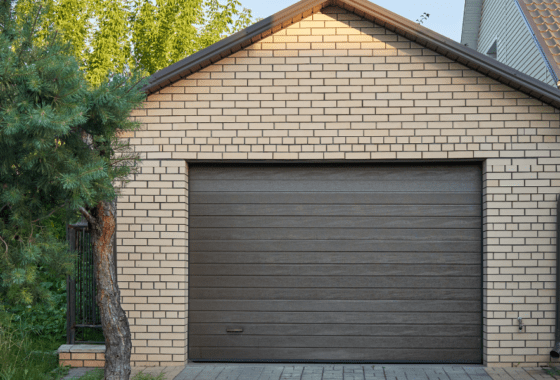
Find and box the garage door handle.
[227,328,243,333]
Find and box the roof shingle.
[518,0,560,80]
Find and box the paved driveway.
[172,364,522,380]
[64,364,560,380]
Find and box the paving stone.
[525,367,560,380]
[258,366,285,380]
[187,366,227,380]
[174,366,206,380]
[483,368,514,380]
[213,366,241,380]
[503,368,536,380]
[168,364,560,380]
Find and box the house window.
[487,40,497,59]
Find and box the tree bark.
[90,200,131,380]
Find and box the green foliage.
[545,365,560,377]
[132,372,165,380]
[0,313,69,380]
[19,0,255,85]
[44,208,72,241]
[2,277,67,340]
[74,370,104,380]
[0,2,146,305]
[1,228,71,306]
[132,0,254,75]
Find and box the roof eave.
[143,0,331,94]
[342,0,560,108]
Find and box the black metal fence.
[66,221,103,344]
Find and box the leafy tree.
[131,0,253,75]
[0,1,146,378]
[15,0,254,85]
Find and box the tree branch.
[0,235,8,257]
[124,76,145,95]
[78,206,96,227]
[31,204,65,223]
[15,4,42,64]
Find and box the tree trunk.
[90,200,131,380]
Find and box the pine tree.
[0,2,146,378]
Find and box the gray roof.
[144,0,560,109]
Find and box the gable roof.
[144,0,560,110]
[516,0,560,83]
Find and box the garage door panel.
[190,347,481,362]
[189,164,482,363]
[191,240,481,252]
[190,311,480,325]
[191,300,481,313]
[190,323,481,337]
[190,252,481,265]
[190,228,480,241]
[191,192,481,205]
[191,180,478,193]
[190,336,481,350]
[192,288,481,301]
[189,347,480,363]
[190,165,480,182]
[191,275,480,289]
[190,263,481,277]
[193,216,480,229]
[191,205,480,218]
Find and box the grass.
[0,320,69,380]
[72,369,103,380]
[72,369,165,380]
[545,365,560,378]
[132,373,165,380]
[0,325,165,380]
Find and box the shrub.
[1,276,67,341]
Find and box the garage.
[188,163,482,363]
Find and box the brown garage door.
[188,163,482,363]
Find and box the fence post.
[66,227,76,345]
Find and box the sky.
[240,0,466,42]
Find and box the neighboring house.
[59,0,560,369]
[461,0,560,87]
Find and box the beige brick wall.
[117,160,188,366]
[119,6,560,367]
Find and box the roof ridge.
[143,0,560,110]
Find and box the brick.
[60,360,84,367]
[84,360,105,368]
[73,353,96,360]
